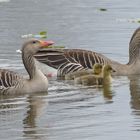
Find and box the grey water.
[0,0,140,139]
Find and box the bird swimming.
[74,64,114,86]
[0,39,54,95]
[34,27,140,76]
[65,63,102,80]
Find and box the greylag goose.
[74,64,114,86]
[65,63,102,80]
[0,39,54,95]
[34,27,140,76]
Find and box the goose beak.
[40,40,54,48]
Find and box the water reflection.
[68,78,114,101]
[129,75,140,113]
[102,84,114,101]
[23,92,48,140]
[128,75,140,130]
[0,92,49,140]
[0,94,25,111]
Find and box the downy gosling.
[65,63,103,80]
[74,64,114,86]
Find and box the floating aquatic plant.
[47,46,65,49]
[99,8,107,11]
[21,31,47,39]
[18,31,65,53]
[116,18,140,24]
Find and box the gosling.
[65,63,102,80]
[74,63,103,85]
[74,64,114,86]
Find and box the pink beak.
[40,40,54,47]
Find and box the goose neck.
[22,49,37,80]
[103,71,111,83]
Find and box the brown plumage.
[34,27,140,76]
[0,39,54,95]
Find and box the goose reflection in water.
[128,75,140,131]
[23,93,48,140]
[102,84,114,101]
[129,76,140,114]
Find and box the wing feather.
[0,69,22,89]
[34,49,111,76]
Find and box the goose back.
[34,27,140,76]
[35,49,112,76]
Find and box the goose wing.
[0,69,23,91]
[34,49,111,76]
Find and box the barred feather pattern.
[0,69,23,94]
[0,44,36,94]
[34,27,140,76]
[128,27,140,65]
[0,39,52,95]
[35,49,111,76]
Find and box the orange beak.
[40,40,54,47]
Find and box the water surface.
[0,0,140,140]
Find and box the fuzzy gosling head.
[103,64,115,75]
[93,63,103,75]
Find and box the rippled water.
[1,0,140,139]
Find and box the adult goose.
[0,39,54,95]
[34,27,140,76]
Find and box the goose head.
[103,64,115,76]
[22,39,54,55]
[93,63,103,75]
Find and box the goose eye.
[32,41,37,44]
